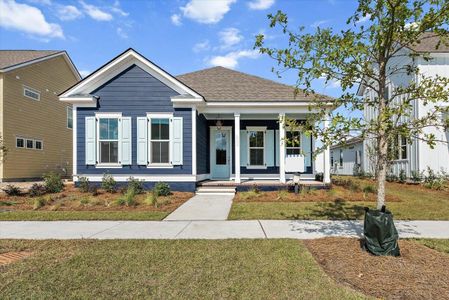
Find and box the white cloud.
[0,0,64,39]
[79,70,91,78]
[219,27,243,49]
[180,0,236,24]
[116,27,127,38]
[209,50,260,69]
[79,0,112,21]
[57,5,82,21]
[171,14,182,26]
[111,0,128,17]
[311,19,330,28]
[247,0,274,10]
[193,40,210,53]
[356,13,371,24]
[27,0,51,5]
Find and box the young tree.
[255,0,449,209]
[0,135,6,161]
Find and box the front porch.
[198,179,329,191]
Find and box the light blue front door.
[211,128,231,179]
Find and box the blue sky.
[0,0,363,99]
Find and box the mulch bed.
[304,237,449,300]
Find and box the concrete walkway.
[1,220,448,240]
[164,194,234,221]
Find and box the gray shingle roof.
[0,50,62,70]
[408,32,449,53]
[176,66,333,102]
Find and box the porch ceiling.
[202,113,310,120]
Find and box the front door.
[211,128,231,179]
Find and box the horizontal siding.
[77,64,192,176]
[1,56,78,180]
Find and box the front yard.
[229,177,449,220]
[1,238,448,299]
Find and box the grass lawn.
[0,185,193,221]
[229,177,449,220]
[414,238,449,254]
[0,239,364,299]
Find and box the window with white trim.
[26,139,34,149]
[16,137,24,148]
[35,140,43,150]
[339,149,343,166]
[67,106,73,129]
[247,129,265,166]
[98,118,119,164]
[286,131,301,155]
[150,118,170,164]
[23,86,40,101]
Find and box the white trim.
[199,106,331,114]
[234,113,241,183]
[204,102,333,107]
[94,164,122,169]
[75,174,198,182]
[34,140,43,150]
[96,115,121,166]
[66,106,73,129]
[73,105,77,177]
[95,112,122,118]
[323,119,331,184]
[196,173,210,181]
[1,52,81,80]
[192,108,197,175]
[246,127,266,168]
[25,138,34,149]
[15,137,25,148]
[279,113,286,183]
[23,86,40,101]
[210,126,233,179]
[147,113,173,167]
[60,96,97,106]
[60,49,203,100]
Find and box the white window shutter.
[171,117,183,165]
[302,133,312,167]
[136,117,148,165]
[120,117,132,165]
[85,116,96,165]
[266,130,275,167]
[275,130,280,166]
[240,130,247,166]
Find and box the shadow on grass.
[283,199,367,220]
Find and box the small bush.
[145,189,159,208]
[410,170,423,183]
[399,169,407,183]
[101,173,117,193]
[239,189,260,200]
[154,182,171,196]
[386,173,399,182]
[127,177,144,194]
[89,185,99,196]
[43,172,64,193]
[114,197,126,206]
[2,184,21,196]
[29,183,46,197]
[33,197,46,210]
[423,167,446,190]
[79,197,90,206]
[78,176,90,193]
[276,189,290,201]
[117,187,136,206]
[362,184,376,194]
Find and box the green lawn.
[229,179,449,220]
[414,239,449,254]
[0,239,364,299]
[0,210,169,221]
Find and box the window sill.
[147,164,174,169]
[95,164,122,169]
[246,166,267,170]
[390,159,408,162]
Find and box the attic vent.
[23,86,40,101]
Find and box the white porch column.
[234,113,241,183]
[191,108,197,176]
[323,118,331,184]
[279,113,286,183]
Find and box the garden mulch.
[304,237,449,300]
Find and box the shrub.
[424,168,446,190]
[117,187,136,206]
[29,183,46,197]
[114,197,126,206]
[362,184,376,194]
[2,184,21,196]
[386,173,399,182]
[43,172,64,193]
[154,182,171,196]
[79,197,90,206]
[127,177,144,194]
[145,189,159,208]
[101,173,117,193]
[89,185,99,196]
[276,189,290,201]
[410,170,423,183]
[399,169,407,184]
[33,197,46,210]
[78,176,90,193]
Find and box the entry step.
[195,186,236,195]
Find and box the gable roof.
[60,48,202,101]
[176,66,333,102]
[407,32,449,53]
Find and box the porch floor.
[198,179,327,187]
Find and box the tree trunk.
[376,135,388,209]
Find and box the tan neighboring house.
[0,50,81,182]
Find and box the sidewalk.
[1,220,448,240]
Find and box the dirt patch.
[304,237,449,300]
[234,187,400,203]
[0,252,32,266]
[0,185,193,213]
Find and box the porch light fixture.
[216,116,223,130]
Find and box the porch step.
[195,186,236,195]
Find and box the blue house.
[60,49,333,192]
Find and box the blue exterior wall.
[76,65,193,182]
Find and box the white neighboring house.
[330,137,364,176]
[358,32,449,178]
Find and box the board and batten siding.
[196,113,209,174]
[1,56,78,181]
[76,64,192,176]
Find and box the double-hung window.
[390,135,407,160]
[98,117,119,164]
[247,128,265,167]
[339,149,343,166]
[67,107,73,129]
[286,131,301,155]
[150,118,170,165]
